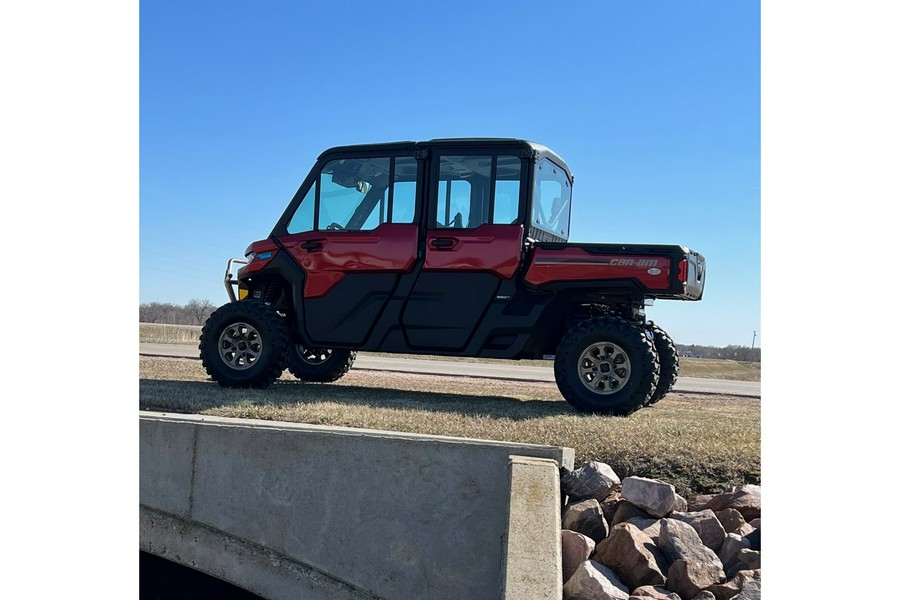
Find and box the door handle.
[430,237,457,250]
[300,239,324,251]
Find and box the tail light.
[678,259,688,284]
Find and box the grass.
[140,323,202,345]
[140,355,760,497]
[139,322,761,382]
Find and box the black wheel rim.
[295,345,333,365]
[218,322,262,370]
[577,342,632,394]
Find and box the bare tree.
[140,302,177,323]
[185,299,216,325]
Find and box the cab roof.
[317,138,572,180]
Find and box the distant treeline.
[139,300,761,362]
[140,300,217,326]
[679,344,760,362]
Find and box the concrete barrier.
[140,412,574,600]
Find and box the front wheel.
[287,345,356,382]
[199,301,290,388]
[554,316,660,415]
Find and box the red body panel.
[423,224,523,279]
[279,223,418,298]
[525,247,672,289]
[238,240,280,276]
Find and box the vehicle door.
[400,153,525,351]
[278,154,421,346]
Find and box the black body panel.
[400,272,500,351]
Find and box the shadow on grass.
[138,377,588,421]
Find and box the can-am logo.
[609,258,660,267]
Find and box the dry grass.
[681,358,760,382]
[140,356,760,497]
[140,323,202,345]
[139,323,761,382]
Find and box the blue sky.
[140,0,760,347]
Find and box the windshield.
[531,158,572,240]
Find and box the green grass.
[140,355,760,497]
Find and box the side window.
[319,157,390,231]
[285,156,418,233]
[287,181,316,234]
[391,156,418,224]
[436,179,472,228]
[435,155,522,228]
[493,156,521,225]
[360,193,389,230]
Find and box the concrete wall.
[140,412,573,600]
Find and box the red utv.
[199,139,705,415]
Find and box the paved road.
[140,343,760,398]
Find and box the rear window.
[531,158,571,240]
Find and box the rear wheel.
[554,316,659,415]
[199,301,290,388]
[646,322,679,405]
[287,345,356,382]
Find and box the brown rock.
[658,519,724,567]
[563,560,630,600]
[612,500,654,526]
[627,517,662,543]
[562,530,596,585]
[706,485,761,521]
[667,559,726,600]
[733,549,760,572]
[714,509,746,535]
[622,477,681,518]
[670,510,726,553]
[601,492,624,525]
[688,494,714,512]
[707,569,761,600]
[562,461,622,502]
[731,570,761,600]
[658,519,725,599]
[629,585,681,599]
[563,498,610,543]
[717,534,751,571]
[593,523,668,590]
[732,585,761,600]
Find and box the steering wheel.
[325,222,345,231]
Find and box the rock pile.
[560,462,760,600]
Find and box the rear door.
[279,154,421,346]
[400,153,525,351]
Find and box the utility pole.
[750,331,757,364]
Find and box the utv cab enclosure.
[199,138,706,415]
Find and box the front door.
[279,154,420,346]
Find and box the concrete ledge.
[140,412,573,600]
[502,456,563,599]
